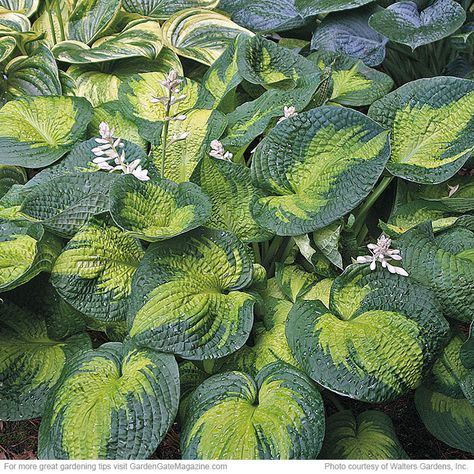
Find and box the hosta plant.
[1,0,474,463]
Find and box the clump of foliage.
[0,0,473,461]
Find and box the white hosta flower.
[151,69,187,108]
[448,184,459,197]
[278,106,298,124]
[356,234,408,277]
[99,121,114,140]
[209,139,233,161]
[159,69,182,93]
[169,131,190,146]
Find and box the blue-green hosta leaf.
[123,0,219,19]
[181,362,325,459]
[308,50,394,106]
[20,171,116,238]
[0,96,93,168]
[53,19,163,64]
[397,222,474,323]
[0,0,37,16]
[222,74,322,152]
[190,155,272,243]
[287,265,450,402]
[415,335,474,454]
[67,0,121,45]
[237,35,317,89]
[38,342,180,460]
[368,77,474,184]
[0,299,91,421]
[0,35,15,62]
[320,410,408,459]
[461,325,474,370]
[152,109,227,182]
[311,8,388,67]
[0,220,62,292]
[162,9,253,66]
[51,218,145,323]
[110,175,211,242]
[178,361,211,419]
[368,0,465,50]
[0,164,26,198]
[128,229,255,360]
[251,106,390,236]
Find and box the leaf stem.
[252,242,261,265]
[53,0,66,42]
[262,235,284,267]
[44,0,58,45]
[323,390,345,412]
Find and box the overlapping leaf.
[0,164,26,198]
[122,0,218,19]
[0,0,38,17]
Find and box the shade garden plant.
[0,0,473,462]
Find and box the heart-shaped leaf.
[287,265,450,402]
[0,299,91,421]
[320,410,409,459]
[368,0,466,50]
[51,218,145,323]
[0,96,93,168]
[38,342,180,460]
[110,175,211,242]
[181,362,325,459]
[122,0,219,19]
[128,228,255,359]
[368,77,474,184]
[191,155,272,243]
[251,106,390,236]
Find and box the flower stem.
[53,0,66,42]
[160,89,173,179]
[44,0,58,45]
[252,242,261,265]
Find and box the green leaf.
[308,50,394,106]
[0,299,91,421]
[397,222,474,323]
[313,222,344,269]
[0,0,38,16]
[122,0,219,19]
[0,164,26,198]
[21,171,116,238]
[152,109,227,182]
[0,35,15,62]
[415,335,474,454]
[67,0,121,45]
[251,106,390,236]
[162,9,253,66]
[275,264,318,303]
[320,410,409,459]
[368,0,466,50]
[128,228,255,359]
[181,362,325,459]
[287,265,450,402]
[0,96,93,168]
[368,77,474,184]
[311,7,388,67]
[191,155,272,242]
[0,220,62,292]
[51,218,145,323]
[38,342,180,460]
[110,175,211,242]
[53,19,163,64]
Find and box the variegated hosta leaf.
[368,77,474,184]
[0,299,91,421]
[397,222,474,322]
[313,221,344,270]
[38,342,180,460]
[0,0,37,16]
[218,298,300,377]
[0,164,26,198]
[152,109,227,182]
[222,74,322,152]
[67,0,121,45]
[178,361,211,419]
[311,7,389,67]
[119,71,210,143]
[251,106,390,236]
[181,362,325,459]
[128,229,255,360]
[415,335,474,454]
[110,175,212,242]
[191,155,272,243]
[0,35,15,62]
[368,0,466,50]
[308,50,394,107]
[51,218,145,323]
[2,45,62,100]
[320,410,408,459]
[53,19,163,64]
[237,35,317,89]
[275,264,318,303]
[122,0,219,19]
[0,220,62,292]
[0,10,30,34]
[287,265,450,403]
[0,96,93,168]
[21,171,116,238]
[162,9,253,66]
